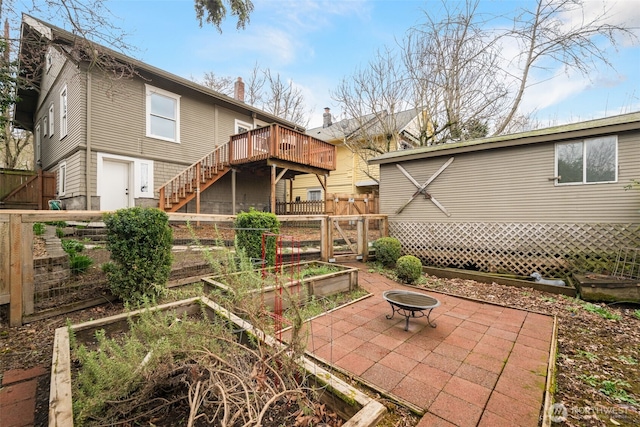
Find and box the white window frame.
[235,119,252,134]
[307,189,323,201]
[58,161,67,196]
[555,136,618,186]
[145,84,180,143]
[59,85,68,138]
[43,116,48,137]
[96,153,154,199]
[48,103,54,137]
[35,123,41,164]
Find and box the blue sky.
[18,0,640,128]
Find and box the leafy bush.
[33,222,46,235]
[373,237,402,267]
[103,208,173,303]
[396,255,423,283]
[234,208,280,266]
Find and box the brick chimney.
[234,77,245,103]
[323,107,332,128]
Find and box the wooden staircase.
[158,143,231,212]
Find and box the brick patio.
[285,265,555,426]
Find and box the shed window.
[146,85,180,142]
[556,136,617,185]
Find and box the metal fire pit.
[382,290,440,331]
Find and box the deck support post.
[231,169,236,214]
[270,165,276,214]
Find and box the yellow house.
[289,108,431,203]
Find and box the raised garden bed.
[423,266,577,297]
[49,296,385,426]
[573,273,640,303]
[202,261,359,310]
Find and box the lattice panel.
[390,222,640,277]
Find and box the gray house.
[14,15,334,214]
[369,112,640,277]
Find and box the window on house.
[58,162,67,196]
[307,189,322,201]
[146,85,180,142]
[49,104,54,136]
[136,160,154,198]
[556,136,617,184]
[35,123,41,164]
[235,119,252,134]
[60,86,68,138]
[43,117,48,137]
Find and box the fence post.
[9,213,24,326]
[320,216,328,262]
[22,221,34,316]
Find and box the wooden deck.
[158,124,336,213]
[229,124,336,170]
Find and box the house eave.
[15,14,301,132]
[369,112,640,165]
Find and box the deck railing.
[230,124,336,170]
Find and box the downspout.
[85,72,92,210]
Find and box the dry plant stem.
[187,380,202,427]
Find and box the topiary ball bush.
[103,207,173,304]
[373,237,402,267]
[396,255,423,284]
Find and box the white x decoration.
[395,157,454,216]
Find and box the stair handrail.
[157,143,230,210]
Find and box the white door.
[102,160,131,211]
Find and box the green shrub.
[56,227,64,238]
[103,208,173,303]
[33,222,46,235]
[373,237,402,266]
[234,208,280,266]
[396,255,423,283]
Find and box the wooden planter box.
[49,296,384,427]
[573,273,640,303]
[202,261,359,310]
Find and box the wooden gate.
[0,169,56,210]
[327,214,386,262]
[325,193,377,215]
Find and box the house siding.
[291,145,354,201]
[38,60,86,170]
[380,130,640,223]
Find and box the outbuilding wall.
[379,128,640,277]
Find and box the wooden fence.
[276,193,378,216]
[0,210,387,327]
[0,169,56,210]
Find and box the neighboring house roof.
[307,108,423,144]
[14,14,300,132]
[369,111,640,165]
